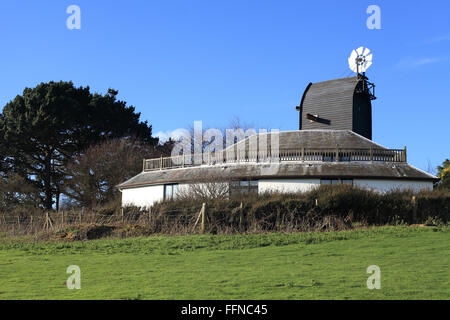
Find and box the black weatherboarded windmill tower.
[296,47,376,140]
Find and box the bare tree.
[226,115,255,132]
[64,138,170,208]
[176,171,231,201]
[426,158,438,176]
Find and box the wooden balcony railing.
[143,147,407,172]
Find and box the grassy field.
[0,226,449,299]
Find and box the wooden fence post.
[192,203,206,233]
[200,203,206,234]
[121,208,124,223]
[47,212,53,229]
[44,212,48,231]
[30,216,33,232]
[239,202,243,230]
[44,211,53,231]
[412,196,417,223]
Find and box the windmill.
[295,47,377,138]
[348,46,376,100]
[348,46,373,75]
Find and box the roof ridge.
[346,131,387,149]
[405,163,438,179]
[310,76,358,85]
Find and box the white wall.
[122,179,434,207]
[258,179,321,193]
[121,185,164,208]
[259,178,432,194]
[354,179,433,193]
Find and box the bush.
[150,185,450,233]
[1,185,449,238]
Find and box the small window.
[230,180,258,196]
[321,179,353,185]
[230,181,240,187]
[164,184,178,200]
[341,179,353,185]
[249,180,259,187]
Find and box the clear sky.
[0,0,449,171]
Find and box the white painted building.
[118,130,436,208]
[117,76,437,208]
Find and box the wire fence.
[3,188,445,238]
[0,206,206,237]
[0,202,325,237]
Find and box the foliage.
[1,186,449,239]
[64,138,170,208]
[153,185,450,231]
[437,159,450,189]
[0,82,158,209]
[0,173,40,210]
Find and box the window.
[320,179,353,185]
[323,155,335,162]
[249,180,259,187]
[164,184,178,200]
[230,180,258,196]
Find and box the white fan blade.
[348,57,354,66]
[349,63,357,73]
[348,47,373,73]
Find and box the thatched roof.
[224,129,383,151]
[118,130,436,189]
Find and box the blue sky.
[0,0,449,171]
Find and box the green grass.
[0,226,449,299]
